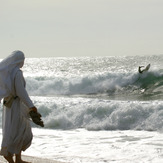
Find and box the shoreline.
[0,155,65,163]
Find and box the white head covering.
[0,50,25,101]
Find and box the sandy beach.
[0,155,64,163]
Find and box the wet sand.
[0,155,64,163]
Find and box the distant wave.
[26,69,163,100]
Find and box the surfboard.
[144,64,150,71]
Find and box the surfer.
[138,64,150,74]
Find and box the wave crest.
[26,70,163,100]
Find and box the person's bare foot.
[4,155,14,163]
[15,151,31,163]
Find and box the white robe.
[0,70,34,156]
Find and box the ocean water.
[0,55,163,162]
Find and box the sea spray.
[23,96,163,131]
[25,70,163,100]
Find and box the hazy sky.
[0,0,163,58]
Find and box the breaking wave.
[26,69,163,100]
[29,97,163,131]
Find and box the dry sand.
[0,155,64,163]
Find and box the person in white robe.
[0,51,39,163]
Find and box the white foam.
[25,69,163,99]
[26,96,163,131]
[20,128,163,163]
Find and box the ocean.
[0,55,163,163]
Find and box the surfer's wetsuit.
[138,66,144,73]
